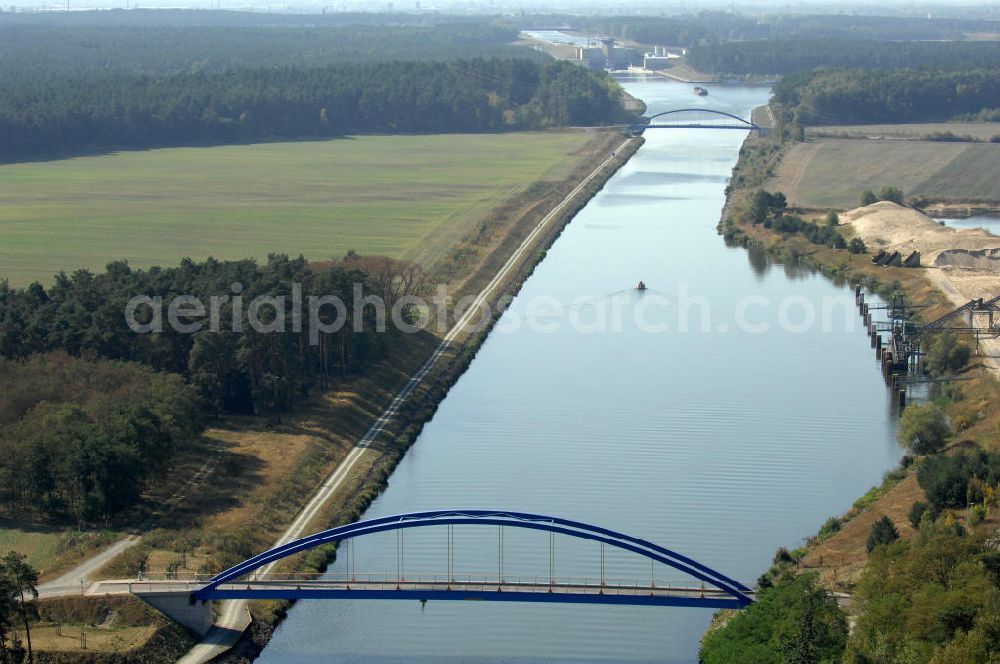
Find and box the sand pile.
[841,201,1000,266]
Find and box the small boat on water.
[636,281,647,291]
[693,86,708,96]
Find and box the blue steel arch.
[645,108,760,129]
[196,510,752,605]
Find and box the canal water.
[521,30,596,47]
[257,77,902,663]
[935,215,1000,235]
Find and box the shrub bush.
[819,516,843,539]
[916,451,1000,510]
[896,403,951,454]
[908,501,929,529]
[925,333,972,376]
[866,515,899,553]
[877,185,904,204]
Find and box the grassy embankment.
[13,129,639,659]
[718,105,1000,594]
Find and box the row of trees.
[767,214,851,251]
[688,39,1000,76]
[0,23,536,77]
[575,11,999,52]
[0,59,630,161]
[0,353,203,522]
[773,67,1000,125]
[586,15,716,49]
[741,189,863,253]
[6,7,994,43]
[0,8,501,28]
[0,254,423,418]
[860,186,904,206]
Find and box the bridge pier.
[133,590,213,636]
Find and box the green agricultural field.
[0,132,595,286]
[767,137,1000,209]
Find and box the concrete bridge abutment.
[133,590,214,636]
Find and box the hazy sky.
[5,0,998,16]
[1,0,991,9]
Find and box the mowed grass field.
[0,132,595,286]
[807,122,1000,141]
[767,136,1000,209]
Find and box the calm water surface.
[935,215,1000,234]
[257,77,901,663]
[521,30,595,47]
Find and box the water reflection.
[747,245,770,279]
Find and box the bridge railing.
[134,572,721,595]
[140,573,218,582]
[241,572,708,590]
[120,580,205,593]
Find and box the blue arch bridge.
[181,510,754,609]
[627,108,764,135]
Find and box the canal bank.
[253,76,904,663]
[718,105,1000,601]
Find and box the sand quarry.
[841,201,1000,373]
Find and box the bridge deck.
[640,124,759,130]
[120,576,753,608]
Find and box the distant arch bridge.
[191,509,754,609]
[629,108,763,134]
